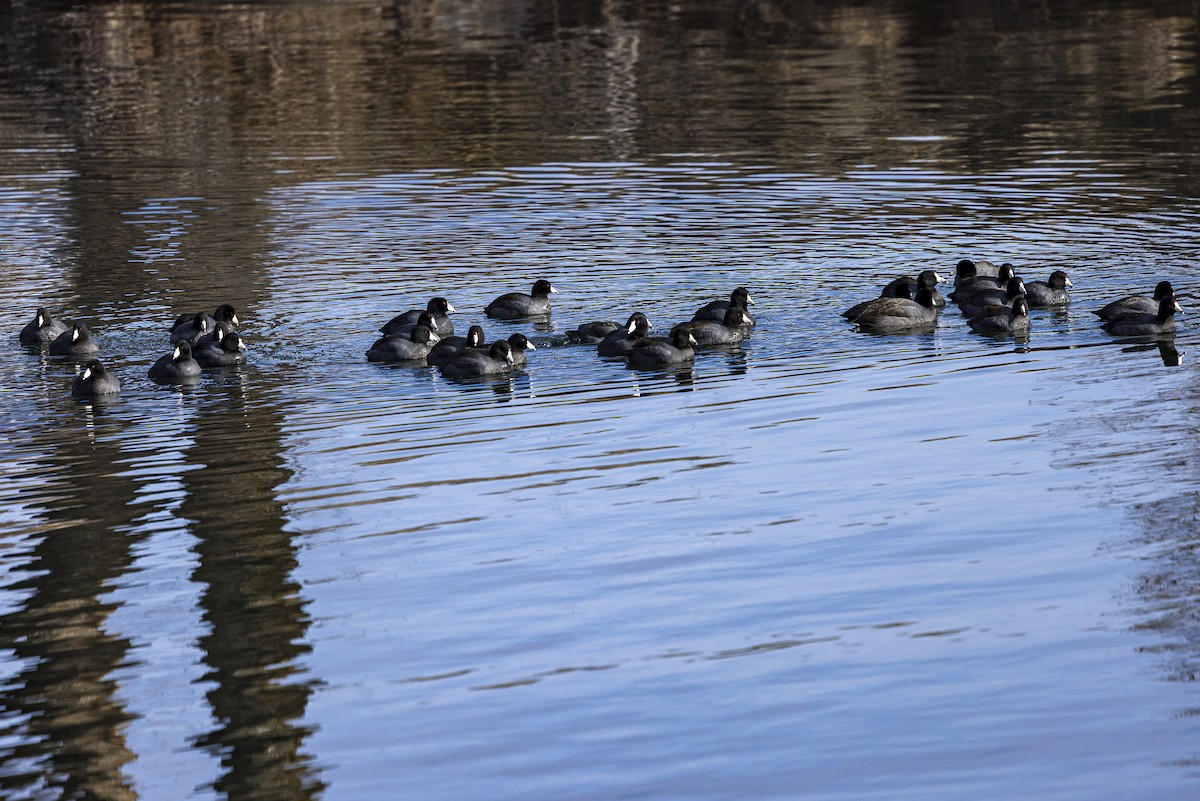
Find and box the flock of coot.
[18,261,1183,399]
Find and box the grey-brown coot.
[366,325,440,363]
[194,332,247,368]
[627,327,697,369]
[427,324,486,367]
[597,313,653,357]
[49,321,101,358]
[1101,295,1181,336]
[1024,270,1073,307]
[1093,281,1174,321]
[71,360,121,397]
[148,340,202,382]
[848,288,940,332]
[380,297,456,337]
[968,296,1031,336]
[693,286,755,325]
[439,340,515,377]
[20,308,69,344]
[485,280,557,319]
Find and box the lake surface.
[2,1,1200,799]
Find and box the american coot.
[597,313,653,357]
[439,340,514,377]
[567,320,623,344]
[148,341,202,382]
[1093,281,1174,320]
[693,287,756,325]
[380,297,456,337]
[688,307,750,345]
[427,324,486,367]
[843,283,911,320]
[1101,295,1181,336]
[20,308,70,344]
[366,325,441,363]
[950,263,1018,299]
[1024,270,1073,306]
[627,327,697,369]
[956,277,1027,318]
[170,311,214,345]
[194,332,247,368]
[968,297,1031,336]
[953,259,1008,285]
[507,333,537,368]
[195,320,237,351]
[848,287,940,332]
[881,270,947,307]
[71,360,121,397]
[485,280,557,319]
[49,322,101,358]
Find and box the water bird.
[20,308,69,344]
[880,270,946,307]
[439,340,515,377]
[1093,281,1174,321]
[693,286,755,325]
[366,325,441,363]
[950,263,1018,299]
[427,324,486,367]
[380,297,456,337]
[968,296,1031,336]
[567,320,624,344]
[485,280,557,319]
[956,277,1026,318]
[148,340,202,382]
[71,360,121,397]
[171,305,238,343]
[1023,270,1073,306]
[49,321,101,358]
[687,307,751,345]
[597,313,653,357]
[847,287,940,332]
[1101,295,1181,336]
[506,333,536,368]
[193,332,247,368]
[627,327,698,369]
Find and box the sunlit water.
[2,2,1200,800]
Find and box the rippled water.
[2,1,1200,799]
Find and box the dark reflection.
[1113,337,1183,366]
[0,418,141,801]
[183,379,323,801]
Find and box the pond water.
[2,1,1200,799]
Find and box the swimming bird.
[71,360,121,397]
[1024,270,1073,306]
[627,327,697,369]
[169,311,214,345]
[194,320,237,351]
[148,340,202,382]
[380,297,456,337]
[693,286,755,325]
[49,322,101,358]
[950,263,1018,300]
[880,270,946,307]
[688,307,750,345]
[439,340,515,377]
[952,259,1007,285]
[427,324,486,367]
[485,280,557,319]
[20,308,69,345]
[956,276,1027,318]
[968,297,1031,336]
[848,288,940,332]
[597,313,653,357]
[507,333,537,368]
[567,320,623,344]
[843,284,911,320]
[193,332,247,368]
[1101,295,1181,336]
[366,325,441,363]
[1093,281,1174,321]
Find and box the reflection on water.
[2,0,1200,799]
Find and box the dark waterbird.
[597,313,653,357]
[49,321,101,358]
[148,340,202,382]
[193,332,246,368]
[950,263,1018,299]
[956,276,1027,318]
[968,296,1031,336]
[627,327,698,369]
[693,286,755,326]
[19,308,69,345]
[366,325,441,363]
[687,307,751,345]
[71,359,121,397]
[1094,281,1175,321]
[427,324,486,367]
[1101,295,1181,336]
[380,297,456,337]
[506,333,536,368]
[485,280,557,319]
[848,287,939,332]
[880,270,946,308]
[171,304,238,343]
[1024,270,1073,307]
[439,340,515,377]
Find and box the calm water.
[2,1,1200,799]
